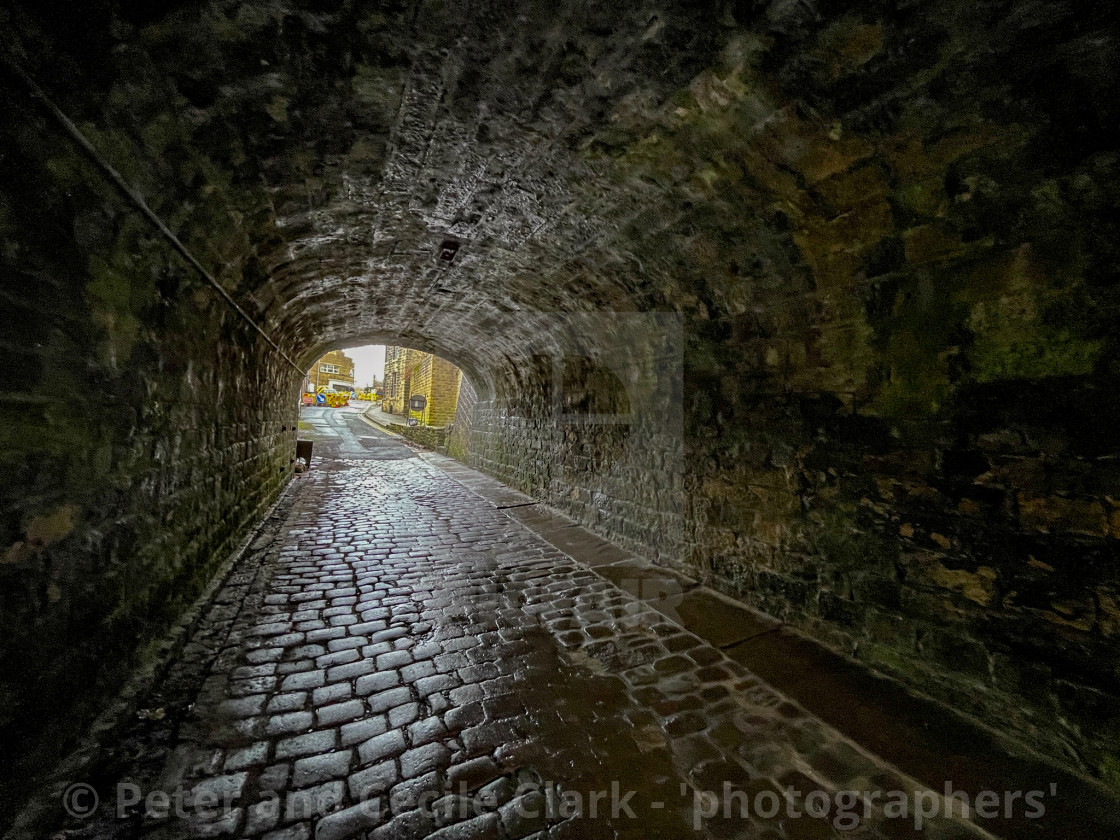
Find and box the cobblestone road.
[83,407,990,840]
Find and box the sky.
[345,344,385,387]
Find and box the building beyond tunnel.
[306,349,356,393]
[382,346,462,427]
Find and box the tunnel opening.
[296,343,470,455]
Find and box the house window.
[320,363,341,373]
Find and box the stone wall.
[429,357,463,428]
[431,0,1120,790]
[455,347,1120,790]
[453,330,688,568]
[447,377,478,463]
[0,22,299,810]
[396,424,450,451]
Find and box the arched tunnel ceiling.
[7,0,1114,398]
[102,0,732,377]
[7,0,829,382]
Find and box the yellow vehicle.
[304,386,351,407]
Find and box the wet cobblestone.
[83,415,989,840]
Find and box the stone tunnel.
[1,0,1119,837]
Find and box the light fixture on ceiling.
[438,238,460,263]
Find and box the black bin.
[296,439,313,467]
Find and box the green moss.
[44,154,86,185]
[875,331,954,415]
[897,179,944,217]
[80,124,148,191]
[861,642,919,678]
[1099,754,1120,790]
[351,64,405,113]
[87,256,137,312]
[139,111,187,156]
[816,510,898,573]
[967,300,1101,381]
[952,244,1102,381]
[265,95,289,124]
[869,269,968,416]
